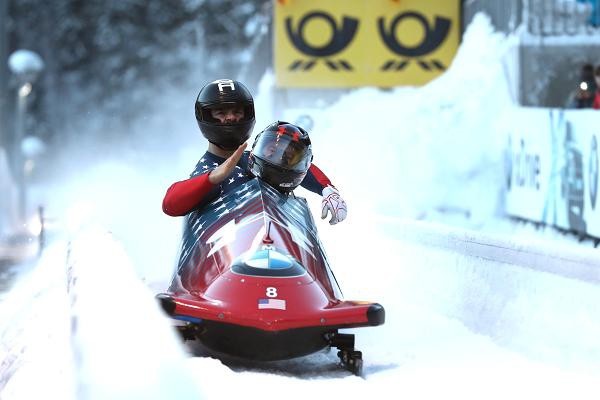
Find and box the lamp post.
[8,49,44,222]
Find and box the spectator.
[566,63,597,109]
[577,0,599,26]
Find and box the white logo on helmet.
[213,79,236,92]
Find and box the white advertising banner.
[570,112,600,237]
[505,107,553,222]
[505,108,600,238]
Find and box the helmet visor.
[253,131,310,172]
[201,102,254,124]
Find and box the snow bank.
[1,229,204,400]
[66,228,202,399]
[281,14,516,228]
[0,242,75,399]
[393,224,600,374]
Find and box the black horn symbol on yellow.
[286,12,359,57]
[285,12,358,71]
[378,12,451,57]
[378,12,451,72]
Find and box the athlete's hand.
[321,185,347,225]
[208,143,247,184]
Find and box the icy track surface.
[1,218,600,400]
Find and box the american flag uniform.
[169,151,340,299]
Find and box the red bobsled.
[157,178,384,375]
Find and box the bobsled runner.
[157,178,384,375]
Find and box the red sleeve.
[162,173,216,216]
[300,163,333,195]
[594,93,600,110]
[309,164,332,187]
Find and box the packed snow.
[1,13,600,400]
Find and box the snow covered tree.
[7,0,271,143]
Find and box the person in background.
[162,79,347,225]
[566,64,597,109]
[577,0,599,27]
[594,65,600,109]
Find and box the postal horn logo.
[285,11,359,71]
[378,12,451,72]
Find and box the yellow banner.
[274,0,461,88]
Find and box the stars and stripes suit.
[162,151,333,217]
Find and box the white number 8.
[266,287,278,298]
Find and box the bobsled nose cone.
[367,303,385,326]
[156,293,176,316]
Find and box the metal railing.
[525,0,599,35]
[463,0,600,36]
[463,0,523,33]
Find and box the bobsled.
[157,178,384,375]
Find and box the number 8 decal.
[266,287,278,298]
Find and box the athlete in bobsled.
[162,78,347,225]
[158,79,384,375]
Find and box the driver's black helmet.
[195,79,255,150]
[248,122,313,192]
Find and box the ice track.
[1,218,600,400]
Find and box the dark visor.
[202,102,254,124]
[254,131,309,172]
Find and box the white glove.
[321,185,347,225]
